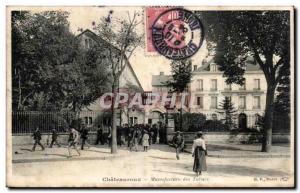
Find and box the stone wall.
[167,132,290,144]
[12,131,290,146]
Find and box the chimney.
[159,72,164,76]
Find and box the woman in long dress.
[191,132,207,176]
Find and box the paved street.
[9,143,294,187]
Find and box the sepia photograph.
[6,6,295,188]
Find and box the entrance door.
[238,113,247,130]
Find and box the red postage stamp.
[145,7,171,53]
[146,7,204,60]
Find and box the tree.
[167,59,192,131]
[12,11,78,110]
[218,97,237,130]
[11,11,111,112]
[199,11,291,152]
[94,10,143,154]
[274,66,290,114]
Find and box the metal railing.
[11,111,290,134]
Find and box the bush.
[172,113,206,132]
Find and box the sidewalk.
[184,143,291,158]
[12,144,131,163]
[12,143,291,164]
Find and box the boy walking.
[32,127,45,151]
[68,127,81,157]
[49,128,61,148]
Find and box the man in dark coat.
[32,127,45,151]
[49,128,61,148]
[80,124,89,150]
[95,125,103,145]
[172,131,185,160]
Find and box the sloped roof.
[76,29,143,91]
[152,75,172,86]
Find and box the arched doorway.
[238,113,247,130]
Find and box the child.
[142,131,150,152]
[32,127,45,151]
[67,127,81,158]
[49,128,61,148]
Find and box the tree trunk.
[17,70,22,110]
[179,108,183,131]
[261,84,276,152]
[111,80,118,154]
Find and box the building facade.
[147,57,267,129]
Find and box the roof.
[152,75,172,86]
[195,57,262,72]
[76,29,143,91]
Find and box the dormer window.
[193,65,197,71]
[84,38,93,49]
[210,63,217,72]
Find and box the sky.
[65,6,209,90]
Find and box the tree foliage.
[11,11,111,111]
[218,97,237,130]
[198,11,291,152]
[167,59,193,93]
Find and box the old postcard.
[6,6,295,188]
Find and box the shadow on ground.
[150,161,289,177]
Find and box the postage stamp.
[151,8,204,60]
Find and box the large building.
[76,29,145,128]
[147,57,267,129]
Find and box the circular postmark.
[151,8,204,60]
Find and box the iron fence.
[12,111,104,134]
[11,111,290,134]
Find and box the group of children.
[31,123,161,158]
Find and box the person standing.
[32,127,45,151]
[80,125,89,150]
[49,128,61,148]
[95,125,103,145]
[142,131,150,152]
[68,127,80,157]
[133,127,140,152]
[172,131,185,160]
[192,132,207,176]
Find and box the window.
[254,79,260,90]
[193,65,197,71]
[253,96,261,109]
[211,64,217,72]
[134,117,138,124]
[88,39,93,48]
[84,117,93,125]
[239,96,246,109]
[211,96,218,109]
[196,96,203,108]
[225,83,232,91]
[197,79,203,91]
[130,117,138,125]
[85,39,89,49]
[211,79,217,91]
